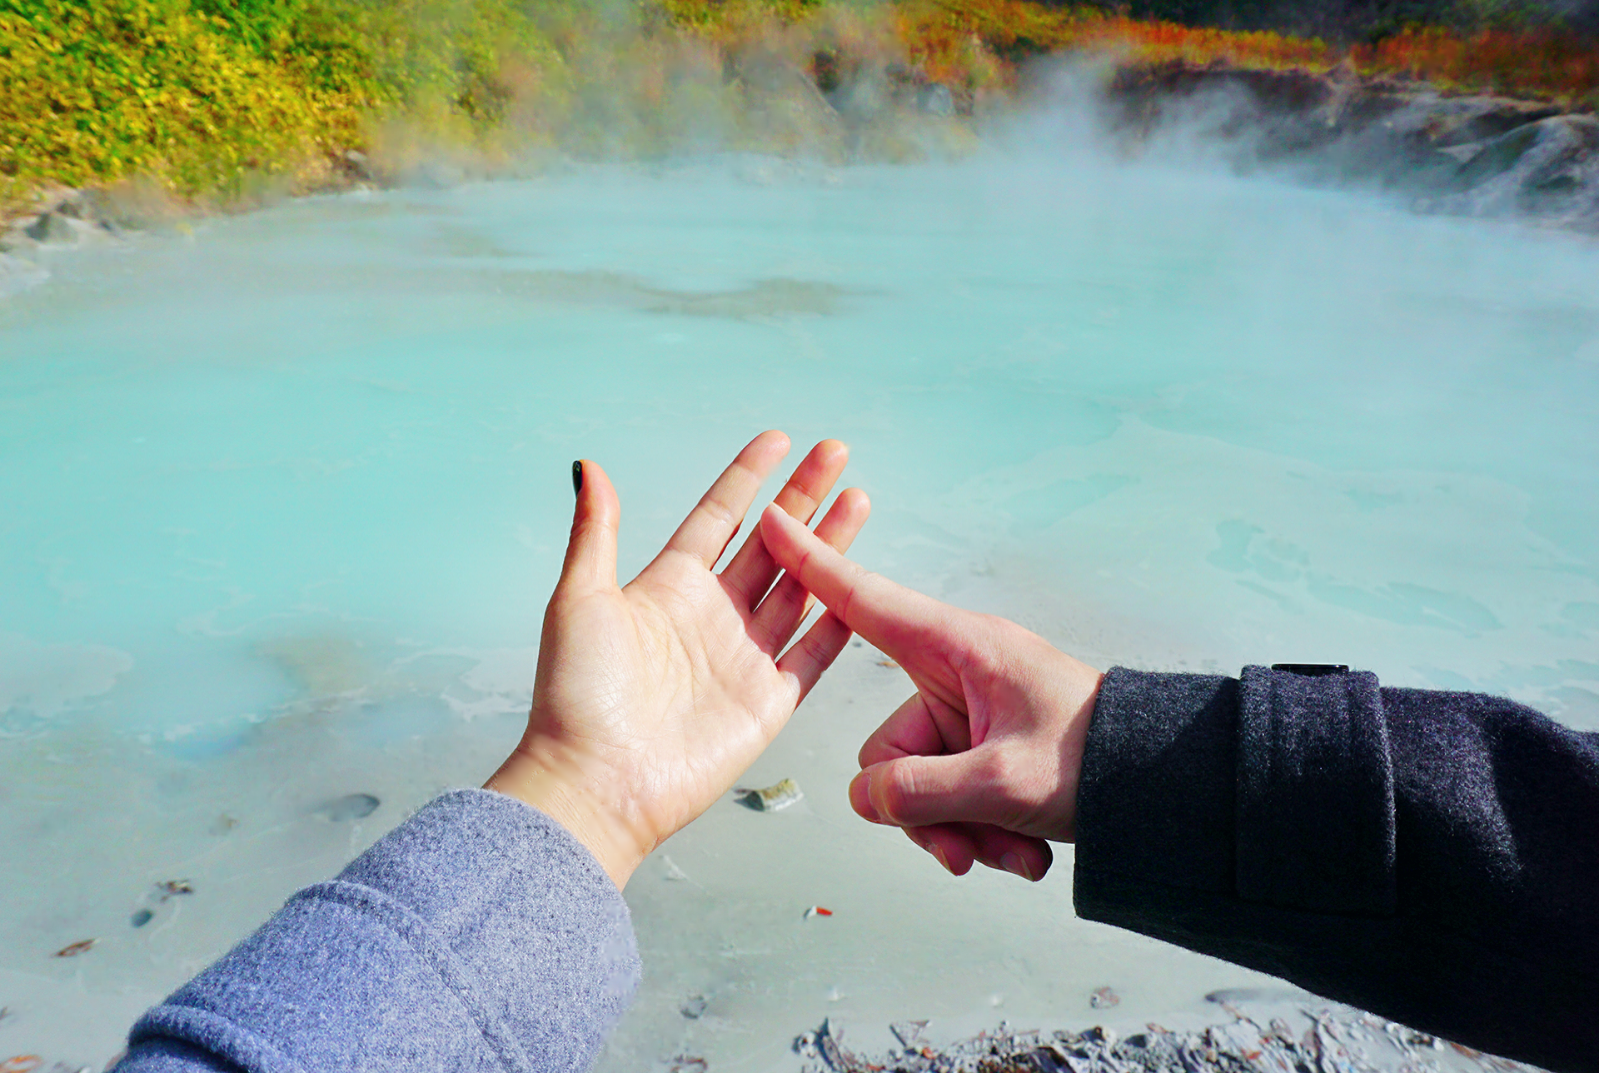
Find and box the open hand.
[487,432,869,887]
[760,504,1101,882]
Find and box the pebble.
[735,778,802,812]
[130,909,154,928]
[679,993,708,1019]
[1089,985,1120,1009]
[889,1020,928,1047]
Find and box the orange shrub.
[885,2,1332,90]
[1351,27,1599,102]
[872,1,1596,103]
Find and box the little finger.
[903,823,976,876]
[963,824,1053,882]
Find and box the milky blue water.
[2,148,1597,1068]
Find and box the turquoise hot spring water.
[1,138,1597,1069]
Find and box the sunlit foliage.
[2,0,1595,218]
[0,0,571,211]
[0,0,357,205]
[1350,25,1599,99]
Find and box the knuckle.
[979,747,1015,790]
[978,748,1032,815]
[701,495,740,529]
[787,474,824,505]
[878,764,916,823]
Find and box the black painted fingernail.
[571,461,583,497]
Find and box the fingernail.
[931,845,953,874]
[571,461,583,497]
[1001,852,1034,882]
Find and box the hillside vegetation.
[3,0,1596,216]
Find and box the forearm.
[1074,667,1599,1073]
[115,789,641,1073]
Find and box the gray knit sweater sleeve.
[113,788,641,1073]
[1075,665,1599,1073]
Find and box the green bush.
[0,0,571,209]
[0,0,355,200]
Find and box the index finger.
[759,503,955,657]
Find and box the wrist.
[1056,661,1101,842]
[485,738,650,889]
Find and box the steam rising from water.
[1,126,1597,1066]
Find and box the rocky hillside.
[1102,58,1599,229]
[4,0,1599,258]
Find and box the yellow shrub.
[0,0,360,199]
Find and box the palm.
[495,432,869,886]
[560,569,789,817]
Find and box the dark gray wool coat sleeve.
[113,788,641,1073]
[1075,665,1599,1073]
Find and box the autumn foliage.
[1351,26,1599,100]
[2,0,1596,220]
[889,1,1598,101]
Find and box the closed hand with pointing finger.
[759,502,1103,883]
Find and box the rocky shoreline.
[1097,60,1599,231]
[787,996,1548,1073]
[3,56,1596,296]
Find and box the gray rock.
[26,211,78,245]
[343,149,373,180]
[1444,114,1599,217]
[919,83,955,118]
[1384,94,1562,149]
[75,186,164,231]
[53,190,127,235]
[53,189,94,220]
[831,69,891,122]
